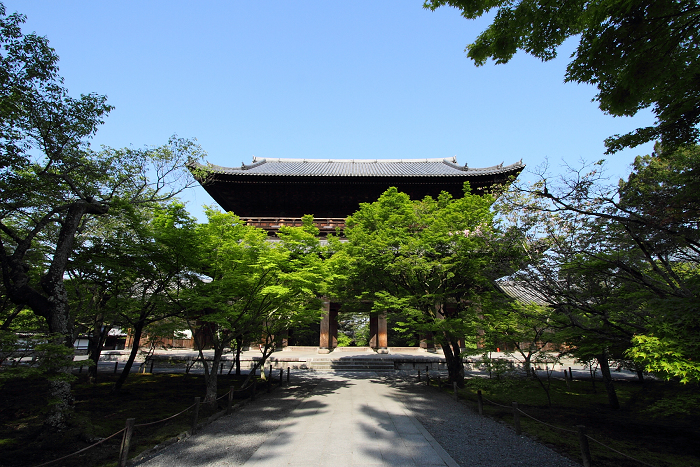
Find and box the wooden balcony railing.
[241,217,346,236]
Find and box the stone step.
[311,367,395,371]
[310,363,396,371]
[311,359,395,364]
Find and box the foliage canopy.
[424,0,700,153]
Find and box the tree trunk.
[0,304,23,330]
[521,352,532,377]
[235,336,242,376]
[596,353,620,409]
[87,320,109,380]
[203,346,224,406]
[114,322,144,391]
[3,199,108,430]
[442,336,465,388]
[40,279,76,430]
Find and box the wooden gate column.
[369,312,378,349]
[377,311,388,353]
[329,307,339,350]
[318,299,331,354]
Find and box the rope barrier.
[32,428,125,467]
[586,434,659,467]
[234,381,255,393]
[134,402,197,428]
[33,376,264,466]
[514,407,577,434]
[469,388,659,467]
[136,381,258,427]
[481,395,512,409]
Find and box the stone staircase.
[309,357,396,372]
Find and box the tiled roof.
[496,280,551,306]
[197,157,524,177]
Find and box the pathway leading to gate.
[134,372,578,467]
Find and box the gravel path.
[384,375,579,467]
[133,382,319,466]
[134,372,579,466]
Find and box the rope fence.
[32,366,290,467]
[586,434,659,467]
[467,387,659,467]
[33,428,126,467]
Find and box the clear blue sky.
[7,1,655,221]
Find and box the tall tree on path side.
[497,146,700,388]
[337,186,522,387]
[0,4,203,429]
[181,210,325,404]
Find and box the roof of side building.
[496,280,551,306]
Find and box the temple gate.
[191,157,524,352]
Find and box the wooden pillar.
[377,311,388,353]
[369,312,378,349]
[318,299,331,353]
[329,306,339,349]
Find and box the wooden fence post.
[425,366,430,386]
[477,390,483,416]
[576,425,592,467]
[191,397,200,435]
[118,418,135,467]
[417,370,421,382]
[227,386,234,415]
[512,402,521,435]
[564,369,571,389]
[287,366,290,384]
[279,369,283,385]
[114,361,119,374]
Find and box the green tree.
[424,0,700,153]
[0,4,203,428]
[109,202,199,391]
[498,146,700,389]
[181,209,325,404]
[337,186,519,386]
[481,298,562,377]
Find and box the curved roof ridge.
[464,160,524,173]
[189,158,525,177]
[252,157,454,163]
